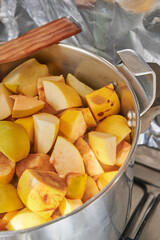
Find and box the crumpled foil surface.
[0,0,160,151]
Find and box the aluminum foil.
[0,0,160,149]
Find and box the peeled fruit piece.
[116,141,131,167]
[15,116,34,143]
[6,208,49,230]
[96,171,118,190]
[17,169,66,214]
[65,173,87,199]
[0,121,30,162]
[88,131,116,165]
[80,107,97,128]
[0,152,15,184]
[3,58,49,97]
[96,115,131,145]
[86,84,120,122]
[59,197,82,216]
[51,208,61,220]
[0,83,14,120]
[82,175,99,202]
[60,110,87,143]
[66,73,93,105]
[50,136,85,178]
[16,153,54,178]
[75,137,104,176]
[33,113,59,154]
[43,81,82,111]
[99,162,119,172]
[0,183,23,213]
[11,94,45,118]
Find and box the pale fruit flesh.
[96,171,119,190]
[0,152,15,184]
[82,175,99,202]
[0,83,14,120]
[59,197,83,216]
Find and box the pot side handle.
[116,49,156,117]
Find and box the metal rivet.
[127,110,136,120]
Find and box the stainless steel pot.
[0,25,156,240]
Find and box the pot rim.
[0,43,141,237]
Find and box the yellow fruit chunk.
[99,162,119,172]
[0,219,7,231]
[43,81,82,111]
[11,94,45,118]
[59,197,82,216]
[0,83,14,120]
[0,183,23,213]
[86,84,120,122]
[2,210,18,229]
[51,208,61,220]
[116,140,131,167]
[33,113,59,154]
[0,121,30,162]
[15,116,34,143]
[80,107,97,128]
[96,171,118,190]
[6,208,49,230]
[16,153,54,178]
[66,73,93,105]
[96,115,131,145]
[3,58,49,97]
[60,110,87,143]
[38,75,65,85]
[88,131,116,165]
[17,169,67,215]
[82,175,99,202]
[65,173,87,199]
[0,152,15,184]
[75,137,104,176]
[50,136,85,178]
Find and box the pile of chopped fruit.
[0,58,131,231]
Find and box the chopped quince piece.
[50,136,85,178]
[43,81,82,111]
[0,183,23,213]
[66,73,93,105]
[0,121,30,162]
[96,115,131,145]
[0,152,15,184]
[10,94,45,118]
[80,107,97,128]
[0,83,14,120]
[33,113,59,154]
[75,137,104,176]
[17,169,66,214]
[116,140,131,167]
[65,173,87,199]
[82,175,99,202]
[86,84,120,122]
[16,153,54,178]
[59,197,82,216]
[51,208,61,220]
[88,131,116,165]
[60,110,87,143]
[96,171,119,190]
[15,116,34,143]
[3,58,49,97]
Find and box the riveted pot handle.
[116,49,156,117]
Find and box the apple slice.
[59,197,83,216]
[15,116,34,143]
[17,169,67,214]
[50,136,85,178]
[33,113,59,154]
[0,121,30,162]
[65,173,87,199]
[88,131,116,165]
[96,171,118,190]
[6,208,49,230]
[0,83,14,120]
[86,83,120,122]
[0,152,15,184]
[66,73,93,105]
[0,183,23,213]
[75,137,104,176]
[60,110,87,143]
[16,153,54,178]
[96,115,131,145]
[3,58,49,97]
[11,94,45,118]
[116,140,131,167]
[82,175,99,202]
[43,81,82,111]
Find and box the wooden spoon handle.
[0,17,81,64]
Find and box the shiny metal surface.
[0,43,142,240]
